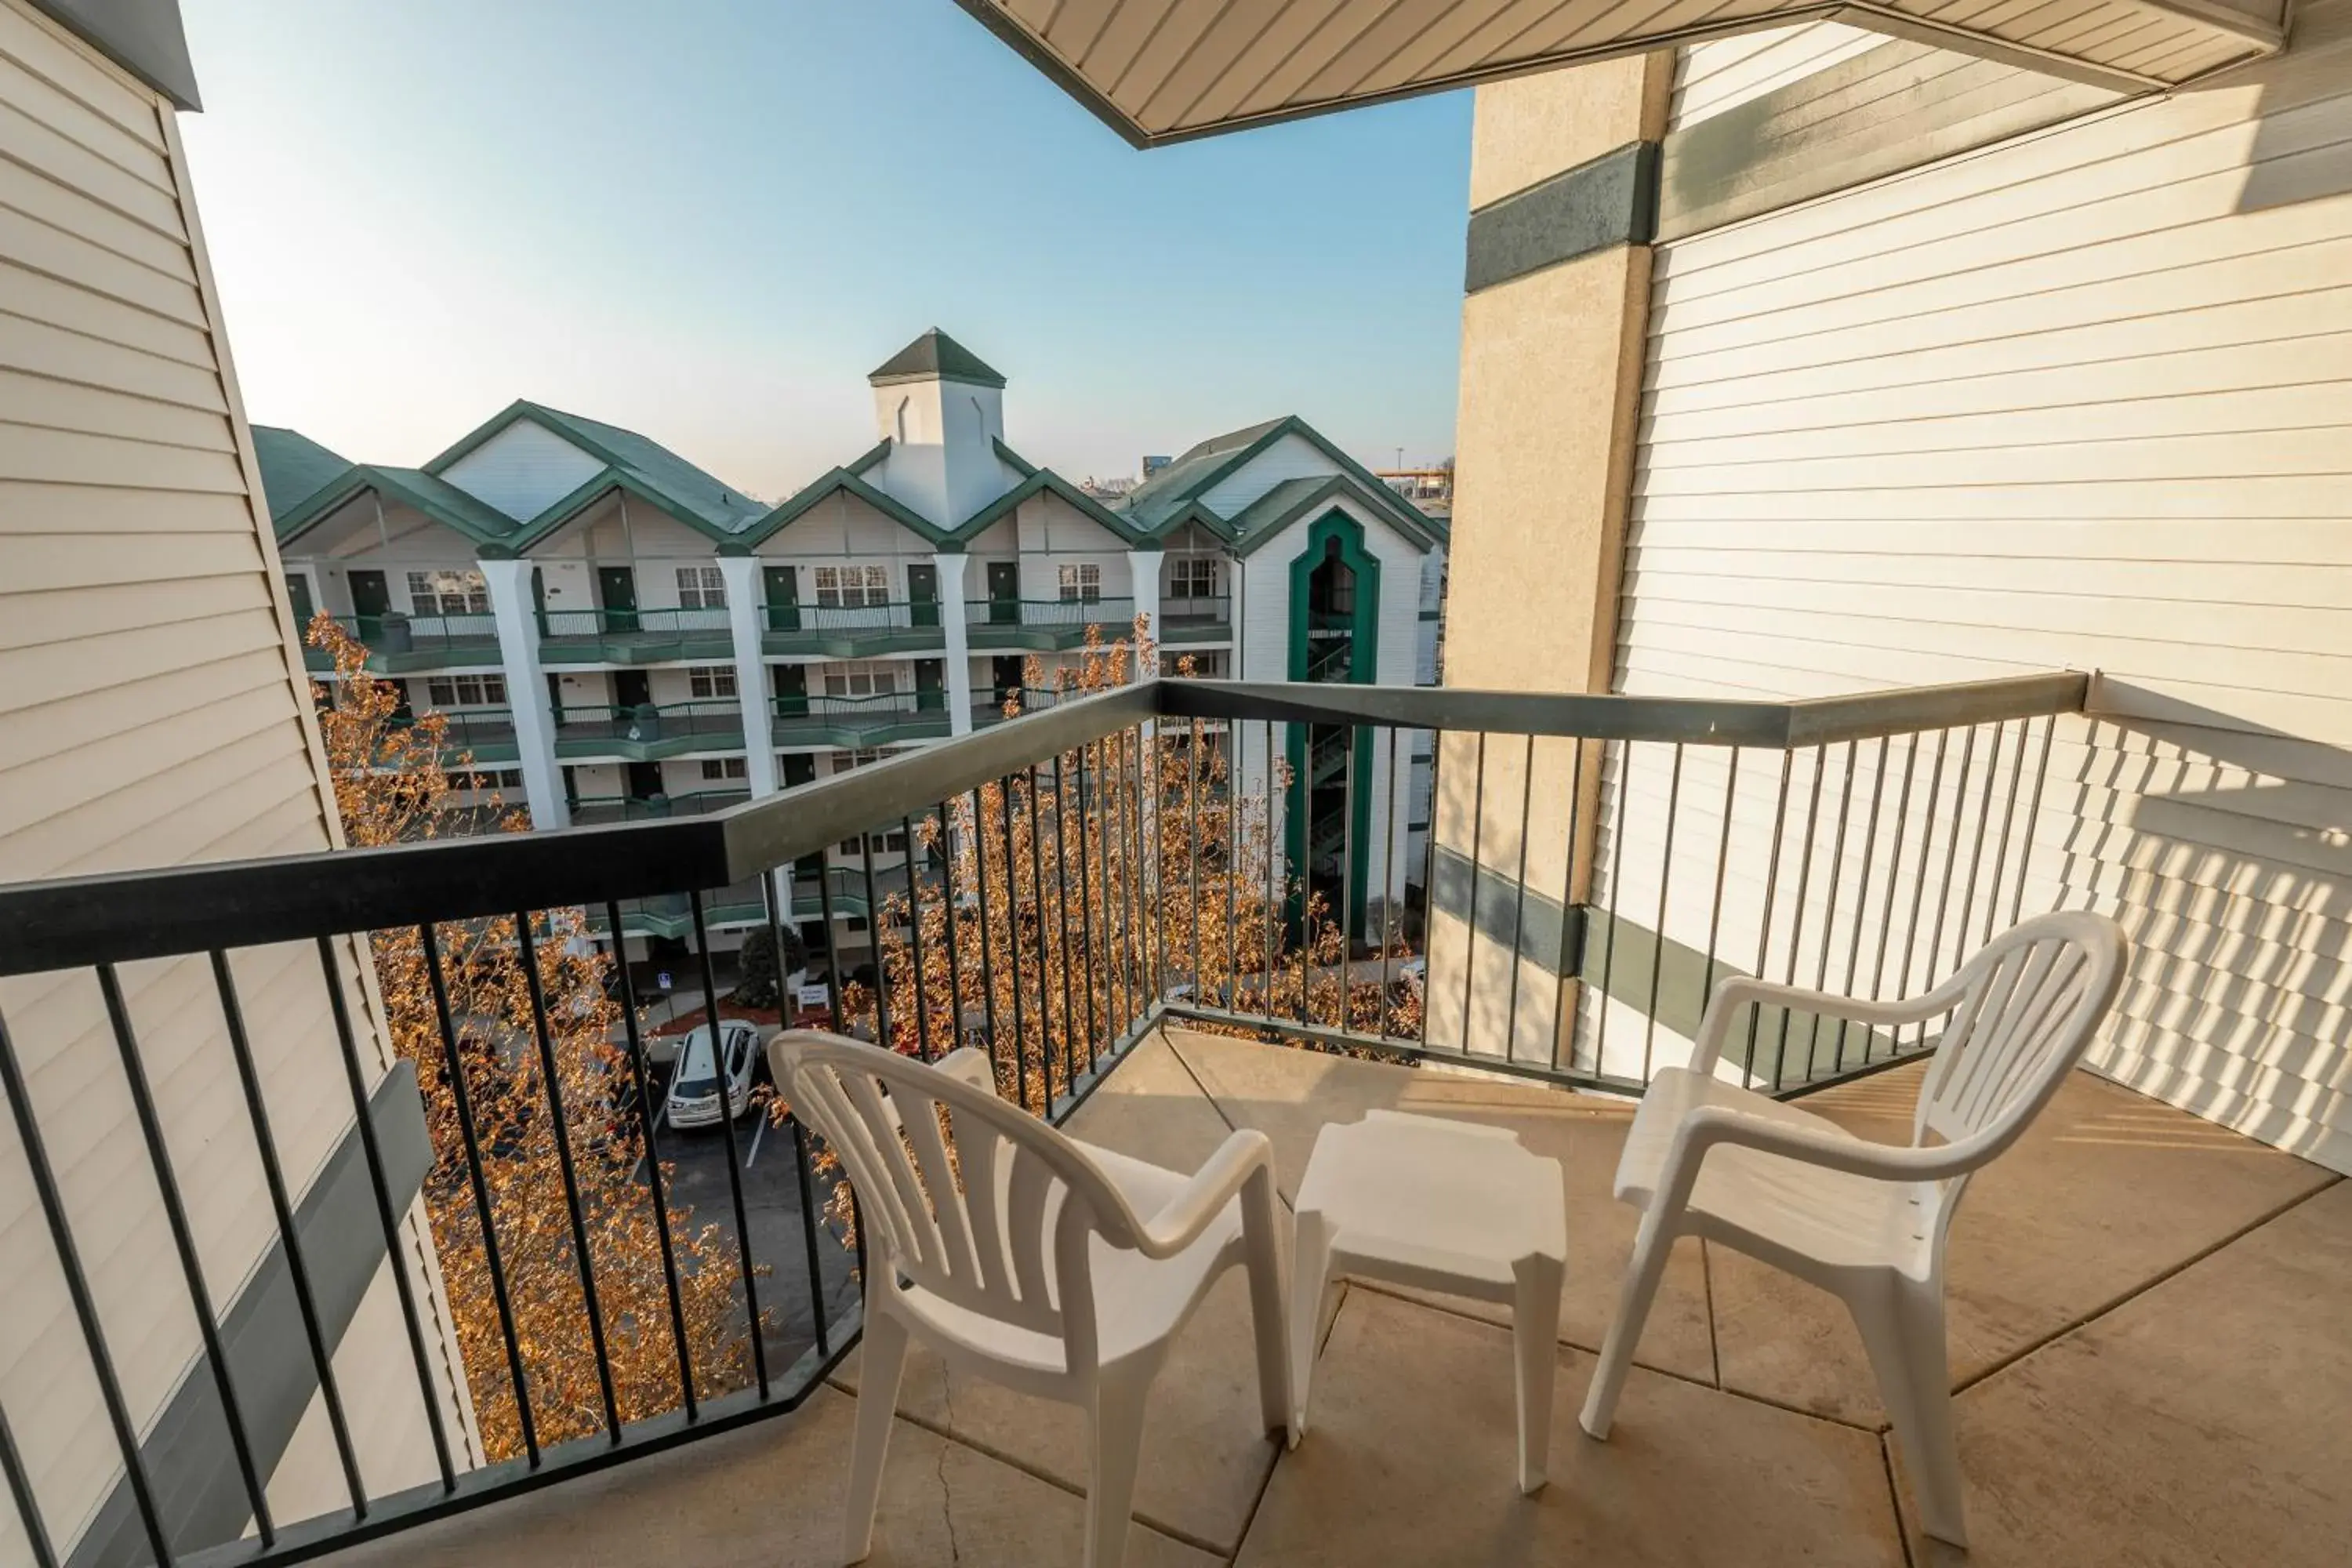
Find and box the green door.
[285,572,316,630]
[782,753,816,787]
[764,565,799,632]
[773,662,808,717]
[597,566,638,633]
[915,659,944,712]
[985,561,1019,625]
[908,563,939,629]
[348,570,391,627]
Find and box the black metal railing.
[0,670,2083,1567]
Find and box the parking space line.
[746,1114,768,1168]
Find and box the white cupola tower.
[868,328,1007,531]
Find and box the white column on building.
[716,554,779,798]
[477,556,568,830]
[935,551,975,734]
[1127,547,1164,677]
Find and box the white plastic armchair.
[768,1031,1292,1568]
[1577,910,2128,1548]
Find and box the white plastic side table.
[1290,1109,1569,1494]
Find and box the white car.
[663,1019,760,1129]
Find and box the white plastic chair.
[768,1031,1293,1568]
[1578,910,2128,1547]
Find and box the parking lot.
[641,1059,862,1377]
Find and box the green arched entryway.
[1284,509,1377,939]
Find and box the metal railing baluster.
[1805,742,1860,1082]
[512,913,623,1442]
[604,901,699,1412]
[1592,739,1624,1079]
[0,1396,54,1568]
[1460,733,1486,1059]
[1000,778,1030,1112]
[1834,740,1890,1073]
[0,996,176,1564]
[421,924,539,1462]
[968,788,1000,1073]
[1742,752,1795,1091]
[1769,747,1828,1092]
[1924,725,1977,1049]
[1897,731,1951,1055]
[211,948,369,1512]
[1984,720,2027,948]
[860,833,888,1050]
[2011,713,2059,929]
[1552,735,1586,1076]
[102,962,278,1539]
[902,815,933,1062]
[688,891,770,1399]
[1505,733,1535,1069]
[1642,742,1685,1082]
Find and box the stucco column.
[1431,53,1671,1069]
[934,551,975,735]
[1127,548,1164,677]
[717,554,779,798]
[478,557,568,830]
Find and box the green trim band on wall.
[1465,140,1661,296]
[1426,845,1902,1083]
[69,1062,436,1568]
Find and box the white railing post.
[477,556,568,829]
[717,554,779,799]
[935,551,975,735]
[1127,548,1164,678]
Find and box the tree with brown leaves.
[307,615,749,1459]
[829,619,1424,1124]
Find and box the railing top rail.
[1157,671,2086,748]
[0,671,2081,977]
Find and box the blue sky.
[178,0,1472,502]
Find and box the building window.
[826,748,887,773]
[675,565,728,609]
[425,673,506,707]
[700,757,750,782]
[837,828,909,857]
[1058,563,1102,603]
[688,665,738,699]
[823,661,898,700]
[406,568,490,615]
[1171,557,1218,599]
[814,564,890,607]
[452,768,523,791]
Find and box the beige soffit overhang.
[954,0,2289,146]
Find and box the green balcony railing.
[387,706,519,764]
[761,599,948,656]
[1162,593,1232,641]
[964,596,1136,651]
[568,788,751,826]
[302,612,503,673]
[538,605,735,666]
[551,701,746,760]
[772,690,952,747]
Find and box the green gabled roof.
[423,400,765,542]
[251,426,354,521]
[949,463,1149,547]
[731,465,952,552]
[1111,414,1445,548]
[845,437,892,477]
[868,328,1006,390]
[1226,472,1446,557]
[273,464,524,550]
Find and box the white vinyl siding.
[1668,21,1882,130]
[437,418,601,520]
[1610,0,2352,1171]
[0,3,474,1557]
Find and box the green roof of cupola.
[868,328,1007,390]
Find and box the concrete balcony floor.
[322,1026,2348,1567]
